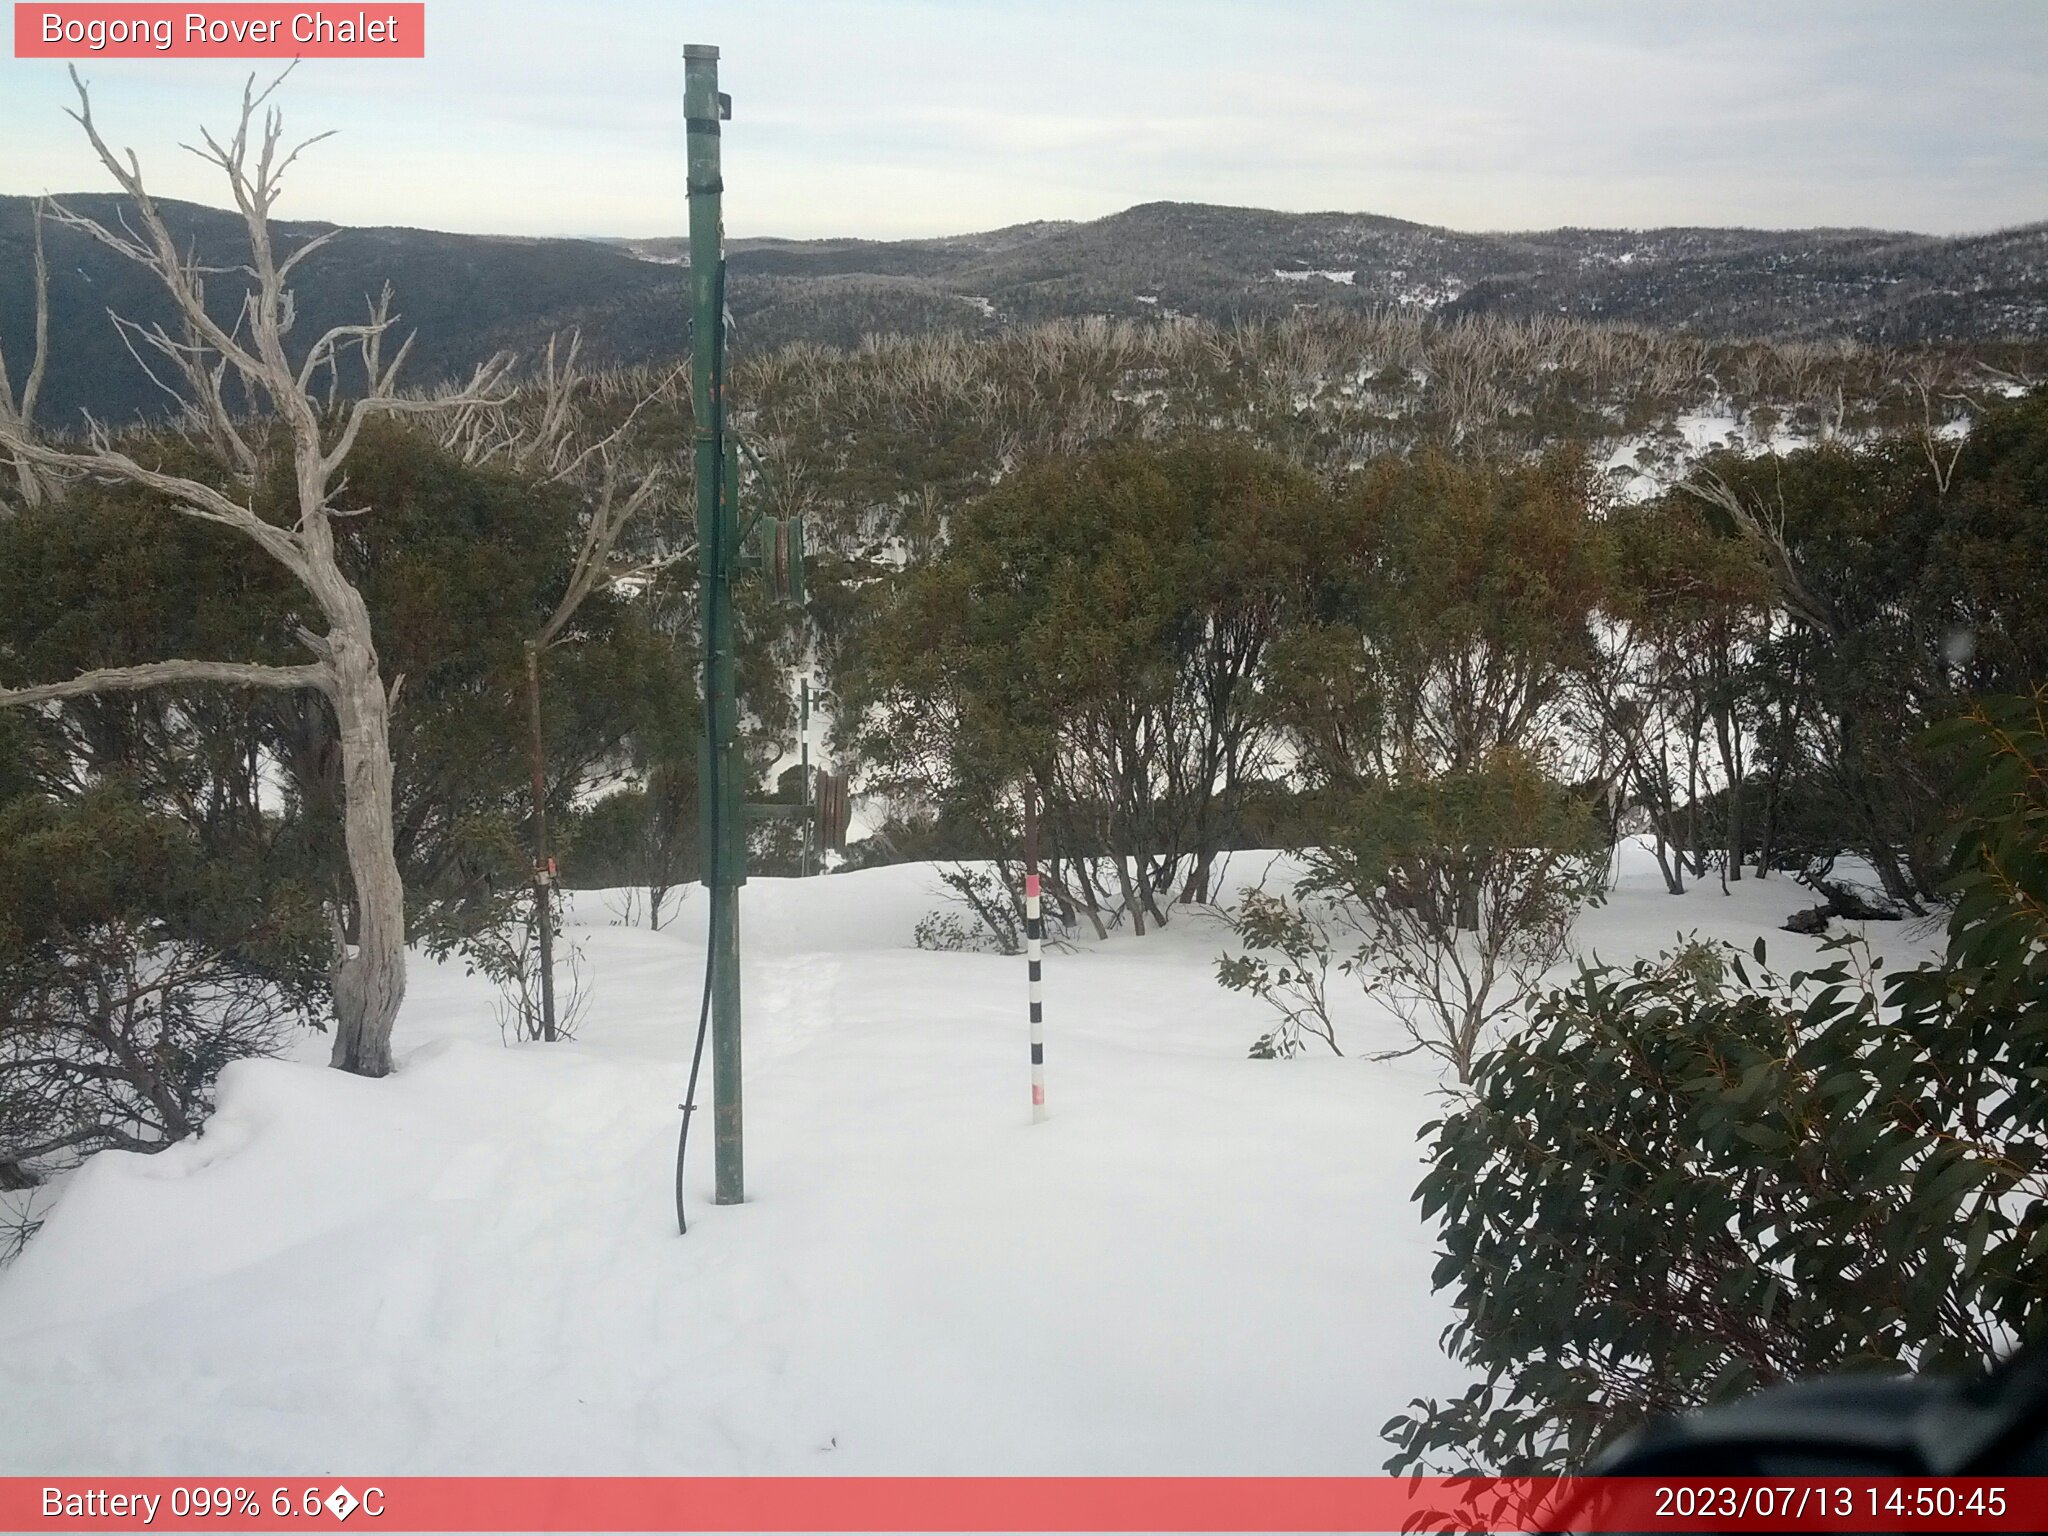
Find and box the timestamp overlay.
[3,1477,2047,1532]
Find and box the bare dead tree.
[1679,471,1838,638]
[0,199,52,510]
[1902,359,1978,495]
[491,338,687,990]
[1980,360,2038,396]
[520,450,665,1041]
[0,68,511,1077]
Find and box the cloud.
[0,0,2040,237]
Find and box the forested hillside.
[0,195,685,427]
[7,192,2044,427]
[721,204,2048,349]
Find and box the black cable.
[676,892,716,1235]
[676,464,721,1234]
[679,254,729,1236]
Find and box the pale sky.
[2,1,2044,240]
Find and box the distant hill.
[4,195,2043,427]
[0,194,688,430]
[700,203,2048,348]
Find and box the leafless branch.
[0,659,331,709]
[538,356,688,485]
[321,348,514,476]
[1679,471,1837,636]
[535,456,666,651]
[0,431,308,572]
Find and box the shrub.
[0,785,327,1185]
[1215,889,1344,1058]
[913,865,1025,955]
[1385,692,2048,1475]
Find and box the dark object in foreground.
[1527,1351,2048,1534]
[1591,1348,2048,1477]
[1782,904,1831,936]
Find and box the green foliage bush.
[0,781,328,1182]
[913,866,1024,956]
[1671,391,2048,904]
[561,770,697,899]
[1221,756,1606,1076]
[854,434,1330,931]
[0,421,691,936]
[1215,889,1343,1058]
[1386,691,2048,1475]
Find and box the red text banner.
[4,1476,2048,1532]
[14,5,425,58]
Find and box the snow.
[1392,281,1465,308]
[1673,409,1742,452]
[1600,406,1820,504]
[1271,268,1356,285]
[0,845,1934,1475]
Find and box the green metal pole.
[686,42,744,1207]
[801,678,812,879]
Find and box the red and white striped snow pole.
[1024,783,1047,1123]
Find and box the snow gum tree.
[0,72,510,1077]
[852,436,1328,938]
[1226,452,1610,1077]
[1576,497,1773,896]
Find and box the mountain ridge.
[4,194,2042,426]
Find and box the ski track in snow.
[0,847,1937,1474]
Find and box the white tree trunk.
[326,621,406,1076]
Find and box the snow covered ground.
[0,845,1938,1475]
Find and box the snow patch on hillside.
[1600,406,1832,503]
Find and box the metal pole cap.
[683,43,719,60]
